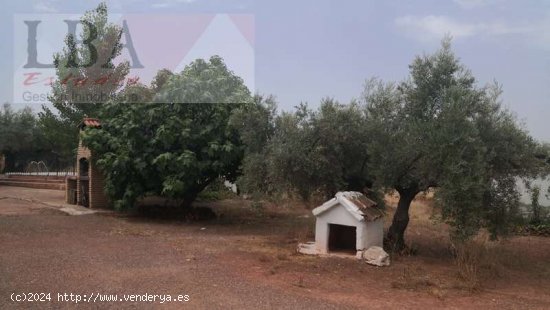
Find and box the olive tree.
[364,38,541,249]
[231,94,277,195]
[236,98,373,202]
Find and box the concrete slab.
[0,185,110,216]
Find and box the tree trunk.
[181,189,201,209]
[385,187,419,252]
[180,178,214,209]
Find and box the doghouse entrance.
[328,224,356,253]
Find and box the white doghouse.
[301,191,384,256]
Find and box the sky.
[1,0,549,142]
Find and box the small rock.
[200,227,206,231]
[363,246,390,267]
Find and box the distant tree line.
[0,103,74,172]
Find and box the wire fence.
[5,170,76,177]
[3,161,76,177]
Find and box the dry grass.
[108,225,157,237]
[385,193,550,295]
[450,232,548,292]
[294,276,306,288]
[391,265,447,299]
[391,265,437,290]
[452,240,484,291]
[122,194,549,299]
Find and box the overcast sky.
[1,0,549,142]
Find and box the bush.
[516,223,550,236]
[197,178,238,201]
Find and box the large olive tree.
[364,39,542,249]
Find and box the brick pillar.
[89,163,109,208]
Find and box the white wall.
[315,205,358,253]
[364,218,384,249]
[314,203,384,253]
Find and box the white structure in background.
[298,191,384,257]
[517,177,550,207]
[223,180,238,194]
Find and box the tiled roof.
[312,191,384,222]
[80,118,101,129]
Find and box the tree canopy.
[0,104,39,154]
[0,104,54,171]
[235,38,544,247]
[82,56,252,209]
[39,2,129,164]
[363,38,542,247]
[234,98,374,203]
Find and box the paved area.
[0,186,99,216]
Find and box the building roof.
[312,191,384,222]
[79,118,101,129]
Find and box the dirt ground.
[1,186,549,309]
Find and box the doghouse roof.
[312,191,383,222]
